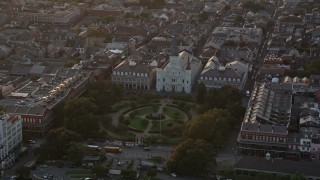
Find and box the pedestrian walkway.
[104,98,196,138]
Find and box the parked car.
[39,164,48,168]
[28,140,36,144]
[143,147,150,151]
[170,173,177,177]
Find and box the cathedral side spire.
[186,55,191,70]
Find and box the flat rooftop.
[235,156,320,178]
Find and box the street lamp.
[159,113,162,136]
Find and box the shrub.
[166,122,173,127]
[141,119,149,127]
[123,119,130,126]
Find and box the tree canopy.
[86,80,123,113]
[184,109,235,146]
[39,127,82,160]
[199,11,209,22]
[203,85,245,118]
[196,82,207,103]
[139,0,165,8]
[68,142,85,165]
[242,0,265,12]
[16,166,31,179]
[92,165,108,178]
[64,97,99,137]
[167,139,214,176]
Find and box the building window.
[163,78,165,82]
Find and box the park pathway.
[105,98,196,141]
[142,101,167,136]
[110,107,131,126]
[98,121,124,139]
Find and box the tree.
[68,143,85,165]
[224,5,231,11]
[196,82,207,103]
[242,0,265,12]
[167,139,215,176]
[235,15,245,25]
[205,85,243,110]
[199,11,208,22]
[39,127,82,159]
[87,80,123,113]
[92,165,107,178]
[87,28,107,37]
[290,172,306,180]
[64,60,77,68]
[63,97,99,137]
[223,40,237,46]
[0,105,6,115]
[104,33,114,43]
[102,16,115,24]
[16,166,31,179]
[121,169,137,179]
[183,109,235,146]
[147,169,157,178]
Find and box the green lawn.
[163,106,186,120]
[135,106,158,115]
[150,120,172,131]
[127,117,147,131]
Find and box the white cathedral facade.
[156,50,202,94]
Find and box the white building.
[156,50,202,93]
[0,114,22,169]
[16,7,81,25]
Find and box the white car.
[170,173,177,177]
[40,164,48,168]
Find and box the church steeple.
[171,36,179,56]
[186,55,191,70]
